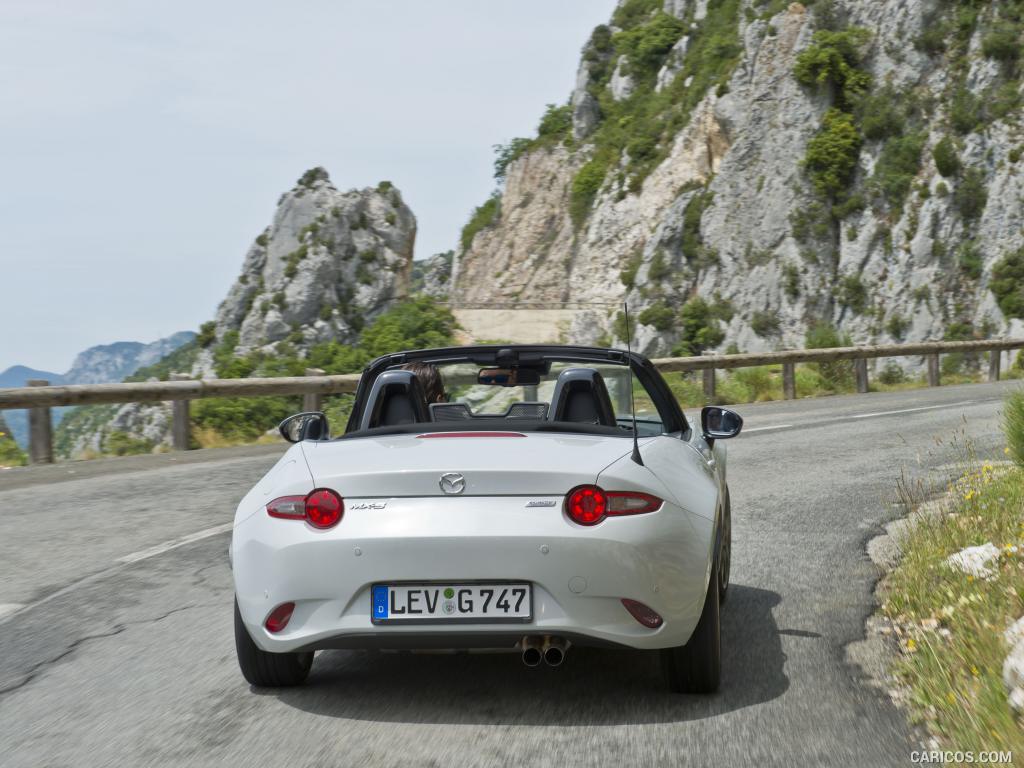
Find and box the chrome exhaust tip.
[542,636,569,667]
[521,636,542,668]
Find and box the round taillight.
[305,488,343,529]
[566,485,608,526]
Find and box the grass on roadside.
[881,442,1024,752]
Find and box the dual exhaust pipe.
[521,635,569,668]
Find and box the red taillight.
[305,488,343,528]
[265,602,295,633]
[566,485,607,525]
[267,488,344,529]
[564,485,662,525]
[621,598,663,629]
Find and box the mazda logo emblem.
[439,472,466,495]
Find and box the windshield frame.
[342,344,687,439]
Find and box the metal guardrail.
[3,339,1022,464]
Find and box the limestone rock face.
[453,0,1024,361]
[63,332,196,385]
[214,169,416,354]
[413,252,454,299]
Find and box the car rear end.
[231,431,715,657]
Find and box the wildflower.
[946,691,956,705]
[906,638,917,652]
[1006,447,1012,455]
[971,665,979,676]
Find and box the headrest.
[359,370,430,430]
[549,368,617,427]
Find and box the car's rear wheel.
[718,486,731,604]
[661,557,721,694]
[234,599,313,687]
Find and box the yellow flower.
[1006,447,1012,455]
[906,638,917,651]
[947,691,956,705]
[0,431,5,437]
[971,665,980,677]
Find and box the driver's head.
[401,362,446,404]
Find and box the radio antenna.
[623,302,644,466]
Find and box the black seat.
[549,368,617,427]
[359,370,430,430]
[429,402,474,421]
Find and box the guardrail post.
[781,363,796,399]
[702,367,716,401]
[27,379,53,464]
[854,358,869,394]
[170,373,191,451]
[927,354,940,387]
[989,350,1002,382]
[303,368,326,412]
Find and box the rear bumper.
[232,496,714,653]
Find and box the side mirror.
[700,406,743,441]
[279,412,330,443]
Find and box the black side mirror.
[700,406,743,442]
[279,412,330,443]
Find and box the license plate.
[371,582,532,624]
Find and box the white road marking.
[0,603,24,620]
[744,424,794,433]
[116,523,233,565]
[849,401,976,419]
[0,522,234,626]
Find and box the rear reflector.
[416,432,526,438]
[621,598,663,629]
[265,602,295,633]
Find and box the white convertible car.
[231,345,742,692]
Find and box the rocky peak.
[213,168,416,354]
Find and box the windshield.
[355,358,667,437]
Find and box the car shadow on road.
[268,585,789,725]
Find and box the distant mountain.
[1,331,195,448]
[0,365,63,389]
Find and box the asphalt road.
[0,381,1018,767]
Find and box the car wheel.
[718,486,731,604]
[234,599,313,687]
[661,557,721,694]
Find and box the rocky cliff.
[209,167,415,359]
[454,0,1024,358]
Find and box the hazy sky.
[0,0,616,373]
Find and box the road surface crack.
[0,602,215,698]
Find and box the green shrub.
[613,12,687,80]
[648,250,670,281]
[915,23,948,54]
[958,240,983,280]
[858,86,905,141]
[991,248,1024,319]
[1004,389,1024,467]
[193,397,297,442]
[492,137,532,181]
[837,274,868,314]
[886,313,908,340]
[255,232,269,247]
[104,431,154,456]
[682,190,714,263]
[932,136,960,177]
[460,193,502,250]
[954,168,987,221]
[196,321,217,348]
[982,22,1021,62]
[783,263,801,300]
[950,88,981,135]
[536,103,573,140]
[638,301,675,331]
[750,309,780,338]
[298,167,329,188]
[805,109,862,197]
[619,251,642,288]
[570,151,613,228]
[358,296,458,358]
[376,180,393,194]
[871,132,925,212]
[673,297,725,355]
[793,28,872,109]
[878,361,906,384]
[0,417,26,467]
[283,244,308,279]
[806,321,854,391]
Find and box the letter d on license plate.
[371,582,532,624]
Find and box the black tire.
[661,557,721,694]
[234,599,314,687]
[718,486,731,604]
